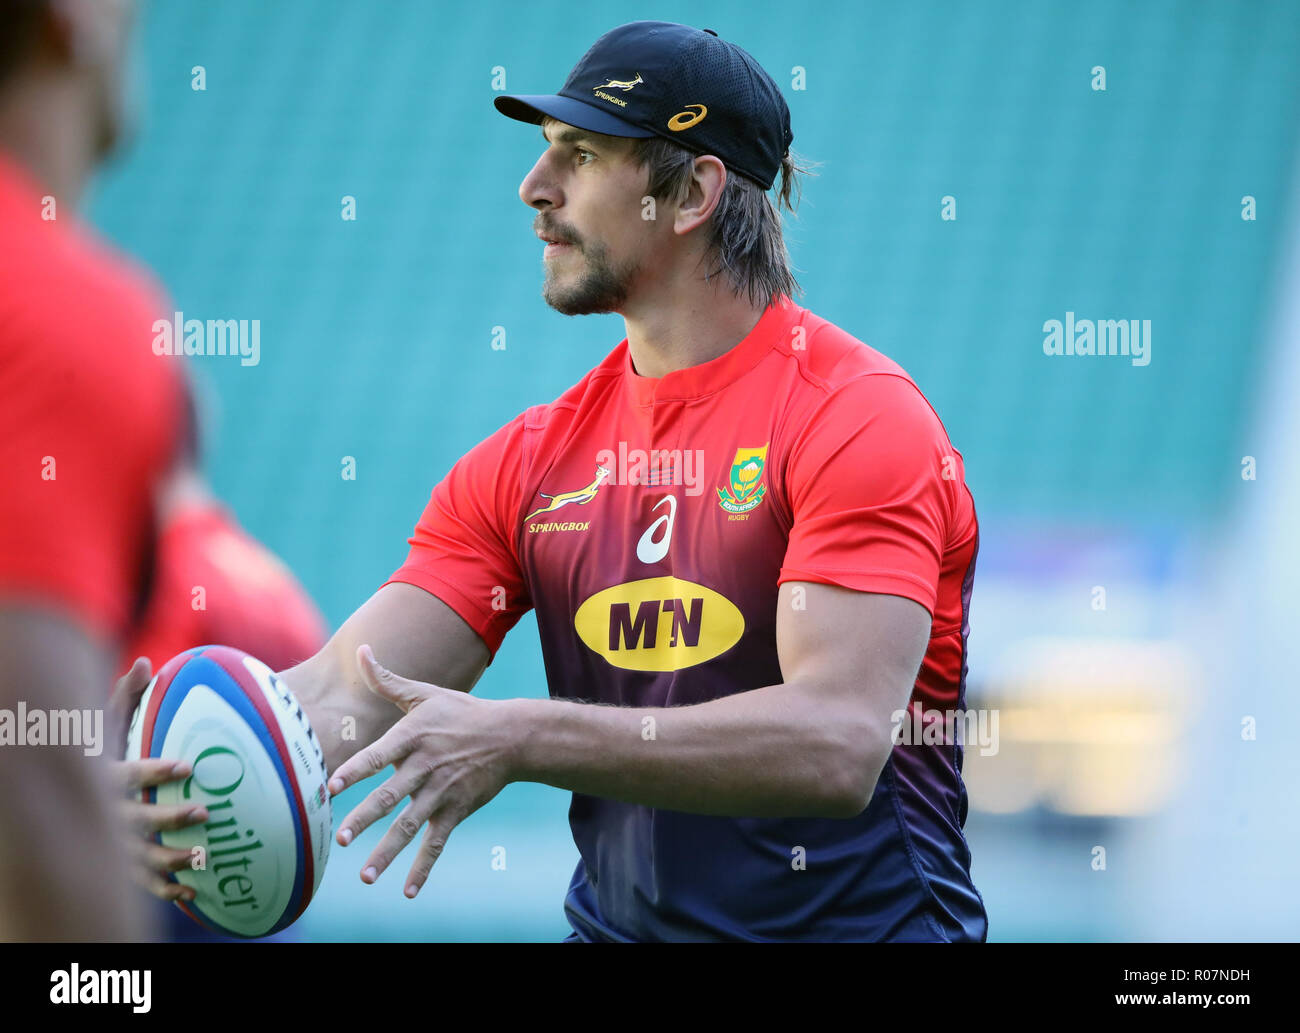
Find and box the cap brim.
[494,93,657,139]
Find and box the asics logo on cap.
[667,104,708,131]
[494,21,792,189]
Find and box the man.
[305,21,986,942]
[0,0,179,940]
[131,20,987,941]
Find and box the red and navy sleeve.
[384,414,533,661]
[778,373,962,618]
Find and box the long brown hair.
[631,134,819,308]
[0,0,47,90]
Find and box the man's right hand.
[110,656,208,903]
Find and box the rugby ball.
[125,645,332,938]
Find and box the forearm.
[280,647,397,776]
[507,682,883,819]
[281,583,491,774]
[0,607,152,941]
[0,764,150,941]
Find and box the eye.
[575,147,596,166]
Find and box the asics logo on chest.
[636,495,676,564]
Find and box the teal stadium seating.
[88,0,1300,940]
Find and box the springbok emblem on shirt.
[525,465,612,522]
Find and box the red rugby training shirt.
[0,152,183,651]
[387,295,986,941]
[122,501,328,675]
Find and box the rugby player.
[126,20,989,941]
[0,0,178,940]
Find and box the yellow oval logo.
[574,576,744,672]
[667,104,708,131]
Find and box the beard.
[94,91,124,162]
[542,236,640,316]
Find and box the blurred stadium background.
[88,0,1300,940]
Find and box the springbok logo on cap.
[595,73,643,92]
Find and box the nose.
[519,150,561,211]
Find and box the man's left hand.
[327,644,518,898]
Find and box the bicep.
[325,581,490,692]
[286,581,489,706]
[777,581,931,753]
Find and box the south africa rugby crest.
[717,444,769,514]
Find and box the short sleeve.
[384,415,533,662]
[778,374,958,616]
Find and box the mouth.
[536,227,577,258]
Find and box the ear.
[44,0,90,63]
[672,154,727,237]
[47,0,121,66]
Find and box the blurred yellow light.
[962,637,1197,818]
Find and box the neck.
[0,72,97,210]
[621,268,770,379]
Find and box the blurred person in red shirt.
[0,0,179,941]
[0,0,328,942]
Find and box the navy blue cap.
[494,21,793,191]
